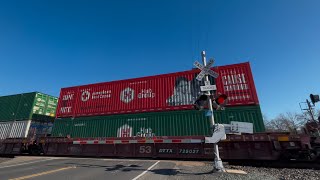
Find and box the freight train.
[1,62,319,163]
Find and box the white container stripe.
[114,140,122,144]
[181,139,188,143]
[86,141,95,144]
[163,139,172,143]
[129,140,137,143]
[145,140,154,143]
[72,139,204,144]
[190,139,203,143]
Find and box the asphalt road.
[0,156,253,180]
[0,157,164,180]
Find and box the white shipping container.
[0,122,13,139]
[8,120,31,138]
[0,120,53,140]
[0,120,31,139]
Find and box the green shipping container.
[32,93,58,117]
[0,92,58,122]
[52,105,265,138]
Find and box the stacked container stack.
[0,92,58,139]
[52,62,265,138]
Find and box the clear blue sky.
[0,0,319,119]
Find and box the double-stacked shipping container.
[0,92,58,139]
[52,62,265,138]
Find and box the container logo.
[158,149,175,154]
[120,88,135,103]
[81,91,91,102]
[136,127,155,137]
[222,73,248,91]
[138,89,155,99]
[60,107,72,113]
[62,94,74,101]
[117,124,132,137]
[166,76,200,106]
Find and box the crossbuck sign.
[194,59,219,81]
[193,59,219,91]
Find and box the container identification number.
[179,149,200,154]
[139,146,152,154]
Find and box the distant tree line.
[263,109,320,134]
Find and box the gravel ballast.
[225,164,320,180]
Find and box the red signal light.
[216,94,227,105]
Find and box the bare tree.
[262,114,272,131]
[265,112,307,133]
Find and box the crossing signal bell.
[310,94,320,105]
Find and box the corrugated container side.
[0,95,20,121]
[52,105,265,138]
[56,87,78,118]
[16,93,37,120]
[45,96,58,117]
[0,93,36,121]
[52,110,210,138]
[0,92,58,122]
[56,62,259,118]
[214,62,259,106]
[213,106,265,132]
[51,119,72,137]
[32,93,48,116]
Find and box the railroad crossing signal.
[193,56,227,110]
[194,51,225,172]
[194,94,228,111]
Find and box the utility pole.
[201,51,224,172]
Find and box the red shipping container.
[56,62,259,118]
[215,62,259,106]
